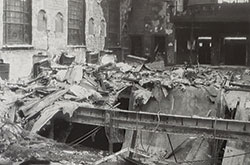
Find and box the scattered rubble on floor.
[1,53,250,164]
[0,110,105,165]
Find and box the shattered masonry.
[1,0,250,165]
[1,55,250,164]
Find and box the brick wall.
[85,0,106,52]
[32,0,68,51]
[0,0,106,80]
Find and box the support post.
[48,119,54,139]
[246,35,250,66]
[128,85,137,158]
[211,36,221,65]
[109,115,114,153]
[129,131,138,158]
[109,141,114,154]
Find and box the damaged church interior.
[1,0,250,164]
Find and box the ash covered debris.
[1,50,250,164]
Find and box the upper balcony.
[173,0,250,23]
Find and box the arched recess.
[55,12,64,33]
[100,19,106,37]
[89,18,95,35]
[38,10,47,31]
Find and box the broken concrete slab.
[3,57,250,164]
[64,65,83,84]
[69,84,102,100]
[21,88,69,120]
[31,101,93,133]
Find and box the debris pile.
[0,117,104,165]
[1,53,250,164]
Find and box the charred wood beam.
[69,107,250,142]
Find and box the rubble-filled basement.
[1,0,250,165]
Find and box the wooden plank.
[23,88,69,120]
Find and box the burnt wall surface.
[174,3,250,23]
[174,2,250,66]
[121,0,176,64]
[0,0,107,81]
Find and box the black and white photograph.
[0,0,250,164]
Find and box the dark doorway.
[130,35,143,57]
[224,40,246,65]
[153,36,166,58]
[198,39,212,64]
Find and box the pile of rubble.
[1,52,250,164]
[0,117,104,165]
[16,59,231,134]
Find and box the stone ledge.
[2,45,34,50]
[67,45,86,49]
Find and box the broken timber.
[68,107,250,142]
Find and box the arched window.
[55,13,64,33]
[122,24,128,34]
[89,18,95,35]
[3,0,32,44]
[100,19,106,36]
[37,10,47,31]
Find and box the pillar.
[211,36,221,66]
[144,34,152,61]
[246,35,250,66]
[166,25,176,65]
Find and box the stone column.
[246,35,250,66]
[166,35,175,65]
[211,36,221,65]
[165,23,175,65]
[144,34,152,61]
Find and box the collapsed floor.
[1,54,250,164]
